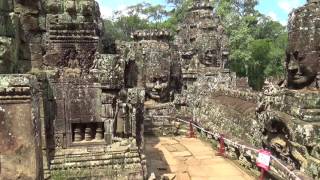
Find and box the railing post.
[259,168,266,180]
[188,120,195,138]
[216,134,225,157]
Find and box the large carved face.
[197,35,220,67]
[144,52,171,102]
[286,51,319,89]
[199,49,219,67]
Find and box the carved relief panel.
[50,81,109,148]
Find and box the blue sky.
[256,0,306,25]
[97,0,307,25]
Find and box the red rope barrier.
[152,116,302,180]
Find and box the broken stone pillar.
[0,75,41,179]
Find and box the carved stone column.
[74,125,82,142]
[104,119,113,144]
[84,126,93,141]
[95,124,104,140]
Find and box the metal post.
[188,120,195,138]
[216,134,225,157]
[259,168,265,180]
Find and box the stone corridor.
[145,136,255,180]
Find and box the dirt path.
[145,136,255,180]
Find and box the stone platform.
[145,136,254,180]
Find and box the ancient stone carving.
[90,53,125,88]
[144,51,172,102]
[285,51,320,89]
[43,0,102,71]
[114,89,130,137]
[175,0,229,76]
[286,1,320,89]
[3,0,320,179]
[36,1,146,178]
[129,29,179,103]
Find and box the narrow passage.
[145,136,254,180]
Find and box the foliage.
[216,0,287,90]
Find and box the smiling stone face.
[145,73,170,101]
[285,0,320,89]
[286,51,319,89]
[199,48,219,67]
[144,52,171,102]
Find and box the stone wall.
[1,0,146,179]
[0,0,16,73]
[258,86,320,179]
[176,82,318,179]
[0,75,41,179]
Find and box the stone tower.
[125,29,182,136]
[130,29,178,102]
[285,0,320,89]
[175,0,232,87]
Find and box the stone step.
[304,109,320,115]
[50,160,142,170]
[303,115,320,122]
[303,109,320,122]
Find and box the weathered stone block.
[0,75,41,180]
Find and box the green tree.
[143,4,168,24]
[216,0,287,90]
[247,39,271,90]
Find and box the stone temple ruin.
[175,0,234,89]
[0,0,319,179]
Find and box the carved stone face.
[286,51,319,89]
[144,54,171,102]
[80,0,95,16]
[145,74,170,102]
[199,49,219,67]
[65,0,76,15]
[46,0,96,16]
[196,34,220,67]
[46,0,63,14]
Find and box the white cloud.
[280,20,287,26]
[99,5,113,19]
[96,0,147,20]
[267,11,278,21]
[96,0,113,18]
[277,0,303,13]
